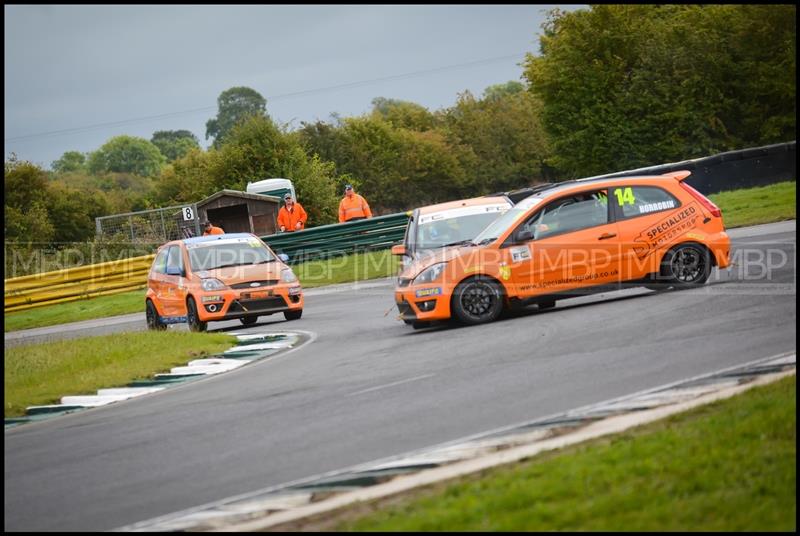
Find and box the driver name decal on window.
[639,200,675,214]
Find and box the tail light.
[680,182,722,218]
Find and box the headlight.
[201,278,227,291]
[281,268,298,283]
[413,262,447,285]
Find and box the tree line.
[5,4,795,250]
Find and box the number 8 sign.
[182,206,195,221]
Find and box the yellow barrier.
[4,254,155,292]
[4,254,155,312]
[4,284,147,313]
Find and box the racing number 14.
[614,187,635,206]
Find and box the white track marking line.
[348,374,435,396]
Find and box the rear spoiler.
[660,170,692,182]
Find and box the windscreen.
[472,196,544,245]
[416,204,509,251]
[187,237,275,271]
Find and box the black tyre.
[284,309,303,321]
[657,243,712,289]
[239,316,258,326]
[186,297,207,332]
[145,300,166,331]
[451,276,504,325]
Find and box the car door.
[506,188,622,298]
[148,248,169,313]
[610,185,689,281]
[161,245,187,316]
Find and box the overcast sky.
[4,5,586,169]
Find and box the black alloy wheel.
[186,297,208,332]
[146,300,166,331]
[451,277,504,325]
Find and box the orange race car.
[146,233,303,331]
[394,171,731,328]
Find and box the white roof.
[246,178,292,191]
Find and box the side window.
[152,249,168,274]
[166,246,184,274]
[612,186,680,220]
[522,189,609,240]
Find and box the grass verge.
[293,375,794,532]
[710,181,795,228]
[4,331,235,417]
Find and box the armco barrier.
[260,212,410,264]
[589,140,796,194]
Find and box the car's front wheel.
[146,300,166,331]
[451,276,504,325]
[284,309,303,321]
[186,297,207,332]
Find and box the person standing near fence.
[202,220,224,236]
[277,193,308,232]
[338,184,372,223]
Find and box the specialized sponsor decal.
[633,203,700,259]
[415,287,442,298]
[520,269,620,290]
[498,265,511,281]
[510,246,531,263]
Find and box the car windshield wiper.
[212,262,252,269]
[441,239,475,248]
[254,259,277,264]
[475,237,497,246]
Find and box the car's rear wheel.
[654,243,712,290]
[451,276,504,325]
[239,316,258,326]
[284,309,303,321]
[186,297,207,332]
[146,300,166,331]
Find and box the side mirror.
[166,266,183,276]
[391,244,407,256]
[277,253,290,263]
[514,230,534,243]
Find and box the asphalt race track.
[4,221,796,531]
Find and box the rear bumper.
[709,231,732,269]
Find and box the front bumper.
[197,284,303,321]
[394,285,452,322]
